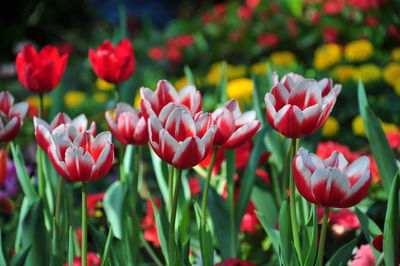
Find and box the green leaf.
[194,202,214,266]
[150,149,169,203]
[251,185,279,228]
[279,199,293,265]
[383,172,400,266]
[103,181,128,239]
[150,197,169,264]
[217,61,228,103]
[10,245,31,266]
[68,227,74,266]
[256,211,280,255]
[0,230,7,266]
[357,81,398,193]
[184,65,195,85]
[354,207,382,245]
[10,143,38,202]
[304,206,318,266]
[100,226,114,266]
[326,239,357,266]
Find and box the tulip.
[148,103,216,169]
[140,79,202,119]
[88,39,135,84]
[47,125,114,182]
[293,147,371,208]
[264,72,341,138]
[105,103,148,145]
[212,99,261,148]
[63,252,101,266]
[0,149,7,186]
[16,45,68,93]
[34,113,96,151]
[0,91,28,142]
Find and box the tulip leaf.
[354,207,382,259]
[67,226,74,266]
[150,149,169,203]
[217,61,228,103]
[10,143,38,202]
[184,65,195,85]
[304,206,318,266]
[194,202,214,266]
[103,181,127,239]
[100,226,113,266]
[150,197,169,264]
[9,245,31,266]
[326,239,357,266]
[255,211,280,255]
[279,199,293,265]
[251,185,279,228]
[357,80,397,193]
[383,172,400,266]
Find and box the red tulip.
[148,103,216,169]
[140,79,202,119]
[34,113,96,151]
[293,148,371,208]
[0,91,28,142]
[212,99,261,148]
[63,252,101,266]
[47,126,114,182]
[16,45,68,93]
[87,192,105,217]
[89,39,135,84]
[105,103,148,145]
[265,72,341,138]
[0,149,7,186]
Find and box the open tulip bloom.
[0,91,28,142]
[293,147,371,208]
[264,72,341,138]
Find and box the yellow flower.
[344,39,373,62]
[96,78,115,91]
[314,43,342,70]
[206,63,247,85]
[383,63,400,86]
[134,93,141,109]
[269,51,297,67]
[64,91,86,108]
[332,65,356,82]
[250,62,269,75]
[391,47,400,61]
[227,78,254,108]
[352,115,366,136]
[228,65,247,80]
[93,92,109,103]
[381,122,399,134]
[25,95,52,109]
[394,80,400,96]
[322,116,339,137]
[352,64,381,83]
[175,77,189,91]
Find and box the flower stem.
[132,145,142,209]
[289,138,303,265]
[201,147,218,226]
[168,168,182,266]
[114,84,119,104]
[168,165,174,213]
[317,207,330,266]
[119,143,126,182]
[81,181,88,266]
[55,176,63,225]
[37,93,45,198]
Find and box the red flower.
[148,47,165,61]
[0,91,28,142]
[269,2,281,13]
[168,35,194,48]
[57,43,74,56]
[214,3,226,17]
[364,15,378,27]
[47,126,114,182]
[141,198,160,247]
[287,18,298,38]
[202,13,214,24]
[323,27,339,43]
[258,33,279,48]
[212,99,261,148]
[348,0,380,10]
[316,141,358,161]
[387,131,400,151]
[372,234,383,252]
[323,0,345,14]
[140,79,202,119]
[256,169,270,184]
[105,103,148,145]
[63,252,101,266]
[148,103,216,169]
[366,155,380,184]
[237,5,254,20]
[309,9,321,24]
[0,149,7,185]
[294,148,371,208]
[87,192,105,217]
[188,177,201,195]
[331,208,360,235]
[89,39,134,84]
[265,73,341,138]
[0,193,13,215]
[16,45,68,93]
[215,258,256,266]
[166,47,183,63]
[350,244,375,266]
[34,113,96,151]
[240,201,260,234]
[246,0,260,8]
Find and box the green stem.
[201,147,218,226]
[119,143,126,182]
[226,149,236,257]
[114,84,119,104]
[55,176,63,225]
[81,182,88,266]
[37,93,45,198]
[168,168,182,266]
[289,138,302,265]
[317,207,329,266]
[132,145,142,209]
[282,143,292,196]
[168,165,174,213]
[270,163,282,204]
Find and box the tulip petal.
[91,131,112,162]
[48,144,70,179]
[91,144,114,181]
[0,117,21,142]
[9,102,28,119]
[270,84,289,111]
[71,114,88,132]
[224,120,261,149]
[50,113,71,130]
[159,130,179,164]
[324,151,348,171]
[274,105,303,138]
[165,107,196,142]
[172,136,204,169]
[301,103,321,135]
[293,154,316,204]
[341,170,371,208]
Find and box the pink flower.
[0,91,28,142]
[265,73,341,138]
[331,208,360,235]
[350,244,375,266]
[293,148,371,208]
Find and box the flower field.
[0,0,400,265]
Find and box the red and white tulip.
[264,72,341,138]
[105,103,148,145]
[293,147,371,208]
[140,79,202,119]
[34,112,96,151]
[212,99,261,148]
[148,103,216,169]
[47,125,114,182]
[0,91,28,142]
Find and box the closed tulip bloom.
[89,39,135,84]
[293,147,371,208]
[148,103,216,169]
[34,113,96,151]
[0,92,28,142]
[105,103,148,145]
[16,45,68,93]
[265,72,341,138]
[48,125,114,182]
[212,99,261,148]
[140,80,202,119]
